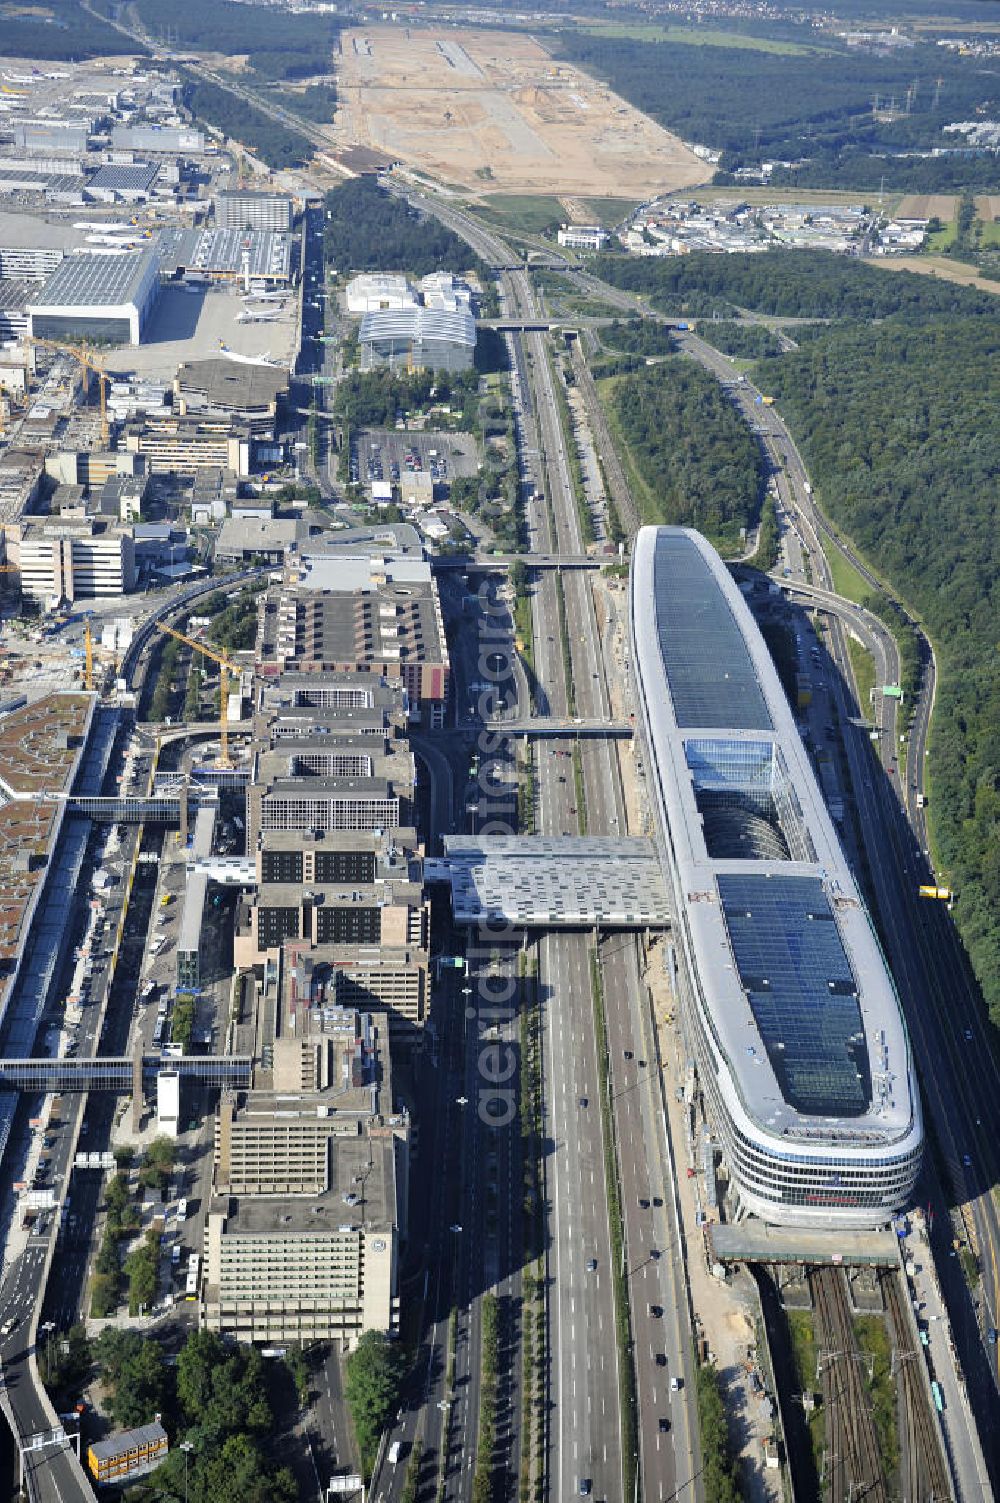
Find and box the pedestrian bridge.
[0,1055,253,1092]
[484,717,633,738]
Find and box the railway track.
[809,1266,889,1503]
[882,1269,954,1502]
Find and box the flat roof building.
[121,416,252,478]
[257,553,450,726]
[174,357,288,435]
[630,527,922,1227]
[216,189,293,232]
[158,227,293,286]
[17,519,136,604]
[27,244,160,345]
[346,272,418,314]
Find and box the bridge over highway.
[483,716,633,737]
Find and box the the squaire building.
[631,527,922,1226]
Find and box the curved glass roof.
[653,531,772,730]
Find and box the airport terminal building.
[630,527,922,1227]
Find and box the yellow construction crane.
[155,622,239,767]
[24,335,110,444]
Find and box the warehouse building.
[110,124,204,154]
[216,188,293,232]
[27,245,161,345]
[86,162,160,205]
[359,306,476,373]
[13,118,92,155]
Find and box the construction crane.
[24,335,111,443]
[84,619,94,692]
[155,622,239,767]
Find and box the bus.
[185,1253,200,1299]
[931,1381,944,1413]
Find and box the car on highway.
[649,1305,663,1318]
[658,1417,670,1433]
[578,1096,588,1108]
[962,1154,972,1167]
[639,1197,650,1209]
[670,1376,682,1391]
[655,1353,667,1367]
[578,1481,591,1497]
[964,1028,973,1042]
[586,1258,598,1272]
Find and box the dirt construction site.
[333,26,712,197]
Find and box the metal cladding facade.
[630,526,922,1227]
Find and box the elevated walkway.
[484,717,633,738]
[0,1055,253,1092]
[708,1221,901,1268]
[434,554,602,573]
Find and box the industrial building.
[215,189,294,232]
[630,527,923,1226]
[26,245,161,346]
[0,245,64,281]
[0,281,30,341]
[12,118,92,155]
[86,162,160,205]
[359,306,476,373]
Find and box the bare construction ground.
[334,26,711,197]
[896,194,958,221]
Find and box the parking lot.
[350,428,479,491]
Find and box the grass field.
[582,197,639,227]
[848,637,876,715]
[925,218,958,252]
[977,220,1000,247]
[478,194,564,235]
[824,540,870,605]
[576,19,826,55]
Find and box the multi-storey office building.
[630,527,922,1227]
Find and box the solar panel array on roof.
[717,873,871,1118]
[653,531,772,730]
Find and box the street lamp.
[180,1440,194,1503]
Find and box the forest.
[552,28,1000,190]
[1,0,136,59]
[131,0,342,78]
[603,356,764,552]
[324,179,489,280]
[599,318,676,357]
[182,75,314,169]
[591,248,996,321]
[696,320,786,360]
[756,316,1000,1025]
